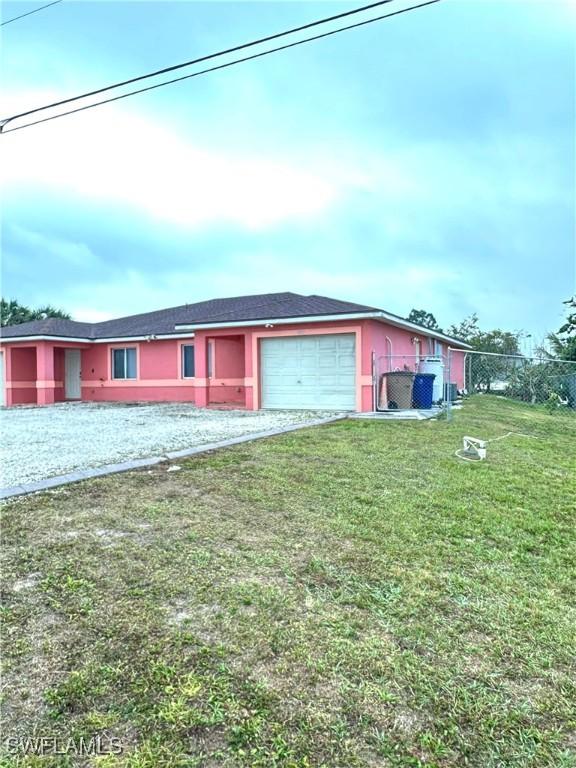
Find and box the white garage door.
[261,334,356,410]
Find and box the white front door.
[261,334,356,410]
[0,352,4,406]
[65,349,81,399]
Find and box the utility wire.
[1,0,395,131]
[1,0,441,134]
[1,0,62,26]
[0,0,392,132]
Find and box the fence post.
[446,348,452,422]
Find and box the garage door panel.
[337,354,355,368]
[261,334,356,410]
[318,355,337,368]
[318,337,339,349]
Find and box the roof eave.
[174,311,472,348]
[174,311,384,331]
[372,313,473,349]
[0,334,93,344]
[0,332,196,344]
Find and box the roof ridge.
[93,292,301,329]
[194,293,305,322]
[306,294,380,312]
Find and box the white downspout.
[371,351,376,412]
[385,336,393,371]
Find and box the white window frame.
[207,340,214,379]
[181,344,195,379]
[112,347,137,380]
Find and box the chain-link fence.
[371,349,576,416]
[446,348,576,419]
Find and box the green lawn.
[2,397,575,768]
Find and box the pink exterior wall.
[10,346,38,404]
[54,348,65,402]
[140,340,178,380]
[448,349,466,390]
[214,337,244,377]
[12,347,37,379]
[209,336,245,405]
[1,323,467,410]
[366,319,465,399]
[80,340,196,402]
[193,319,370,411]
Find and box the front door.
[65,349,81,399]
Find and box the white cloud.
[1,89,354,231]
[7,224,100,268]
[70,309,114,323]
[52,260,464,328]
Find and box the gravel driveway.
[0,402,339,489]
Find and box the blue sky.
[1,0,574,343]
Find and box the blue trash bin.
[412,373,436,408]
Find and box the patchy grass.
[1,396,575,767]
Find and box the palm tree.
[0,298,71,326]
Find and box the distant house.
[0,292,469,410]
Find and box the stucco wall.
[214,337,244,378]
[53,347,65,402]
[10,347,37,404]
[1,323,467,409]
[366,320,465,405]
[140,339,179,380]
[80,341,195,403]
[12,347,37,380]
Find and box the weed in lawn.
[1,397,574,767]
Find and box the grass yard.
[1,397,575,768]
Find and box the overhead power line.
[1,0,395,131]
[1,0,441,134]
[1,0,62,27]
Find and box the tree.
[407,308,442,331]
[537,298,576,362]
[464,329,522,393]
[544,333,576,362]
[447,313,523,393]
[545,297,576,362]
[446,313,480,343]
[558,296,576,336]
[469,329,521,356]
[0,298,71,327]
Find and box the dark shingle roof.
[0,318,96,339]
[0,292,469,346]
[0,293,379,340]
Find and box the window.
[181,344,195,378]
[112,347,137,379]
[207,341,214,378]
[434,341,443,357]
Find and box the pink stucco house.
[0,292,469,410]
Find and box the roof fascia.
[175,311,472,348]
[0,332,196,344]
